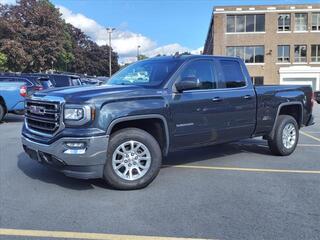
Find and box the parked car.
[315,91,320,104]
[21,75,54,90]
[0,76,45,96]
[96,76,109,85]
[22,55,315,189]
[80,77,103,85]
[0,81,27,121]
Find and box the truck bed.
[254,84,313,136]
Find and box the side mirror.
[175,77,200,92]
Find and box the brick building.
[203,4,320,90]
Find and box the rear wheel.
[103,128,162,190]
[0,104,6,122]
[268,115,299,156]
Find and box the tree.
[0,0,119,75]
[66,23,119,76]
[0,52,8,71]
[138,54,148,60]
[0,0,70,72]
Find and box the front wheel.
[268,115,299,156]
[0,104,6,122]
[103,128,162,190]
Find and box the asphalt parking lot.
[0,105,320,240]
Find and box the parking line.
[300,131,320,142]
[298,144,320,147]
[0,228,210,240]
[164,165,320,174]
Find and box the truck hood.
[32,84,162,103]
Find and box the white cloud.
[0,0,16,5]
[145,44,203,57]
[58,6,202,64]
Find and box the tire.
[103,128,162,190]
[0,104,6,122]
[268,115,299,156]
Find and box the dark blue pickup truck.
[22,55,315,189]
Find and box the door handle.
[243,95,252,100]
[212,97,222,102]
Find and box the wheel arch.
[107,114,170,156]
[268,101,303,139]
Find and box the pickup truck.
[0,81,26,121]
[22,55,315,189]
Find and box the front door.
[169,59,225,149]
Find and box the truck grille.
[25,100,62,135]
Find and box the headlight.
[64,108,84,120]
[64,105,94,125]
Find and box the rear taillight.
[35,86,43,91]
[20,85,27,98]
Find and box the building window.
[246,15,255,32]
[226,46,264,63]
[255,15,265,32]
[277,45,290,62]
[294,45,307,62]
[227,15,235,32]
[312,13,320,31]
[311,45,320,62]
[251,76,264,86]
[236,15,245,32]
[226,14,265,33]
[278,14,291,31]
[295,13,308,31]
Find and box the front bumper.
[22,135,109,179]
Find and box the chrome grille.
[25,100,61,135]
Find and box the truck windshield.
[106,59,182,86]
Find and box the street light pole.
[106,27,115,77]
[137,45,141,61]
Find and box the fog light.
[65,142,86,149]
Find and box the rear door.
[215,59,256,141]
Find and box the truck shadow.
[17,153,110,190]
[17,138,271,190]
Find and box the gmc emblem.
[29,105,46,115]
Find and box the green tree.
[0,0,70,72]
[0,0,119,74]
[0,52,8,71]
[66,24,119,76]
[138,54,148,60]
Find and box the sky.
[1,0,320,63]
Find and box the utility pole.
[137,45,141,61]
[106,27,115,77]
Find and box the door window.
[219,60,246,88]
[177,60,217,90]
